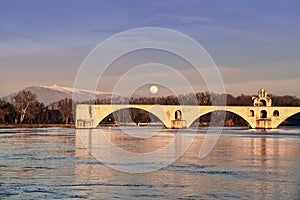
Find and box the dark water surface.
[0,127,299,199]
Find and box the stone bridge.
[75,104,300,129]
[75,89,300,129]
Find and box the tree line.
[95,92,300,106]
[1,90,300,125]
[0,91,73,124]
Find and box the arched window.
[259,100,266,106]
[260,110,267,118]
[249,110,254,117]
[273,110,279,117]
[175,110,182,120]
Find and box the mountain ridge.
[4,85,116,105]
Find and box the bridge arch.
[275,111,300,128]
[93,105,168,128]
[99,108,162,125]
[188,109,252,128]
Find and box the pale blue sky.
[0,0,300,96]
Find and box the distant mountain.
[4,85,118,105]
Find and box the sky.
[1,0,300,97]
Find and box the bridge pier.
[255,118,272,129]
[171,120,187,129]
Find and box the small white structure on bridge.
[75,89,300,129]
[252,88,272,107]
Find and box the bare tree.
[0,99,15,124]
[0,98,7,123]
[12,90,38,123]
[58,98,73,124]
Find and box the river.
[0,127,299,199]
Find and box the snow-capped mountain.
[5,85,119,105]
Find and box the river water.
[0,127,299,199]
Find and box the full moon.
[150,85,158,94]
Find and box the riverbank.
[0,124,75,129]
[0,122,297,129]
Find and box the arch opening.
[260,110,267,118]
[249,110,254,117]
[273,110,279,117]
[175,110,182,120]
[191,110,250,127]
[99,108,163,127]
[278,112,300,127]
[259,100,267,106]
